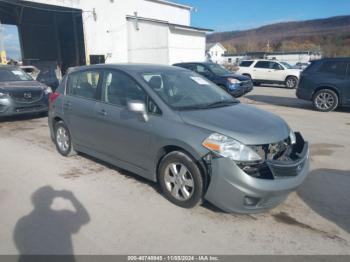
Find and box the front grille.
[269,160,306,178]
[251,138,292,161]
[15,105,44,113]
[10,90,43,104]
[241,133,307,180]
[240,80,252,87]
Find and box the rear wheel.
[158,151,204,208]
[285,76,298,89]
[54,121,76,156]
[313,89,339,112]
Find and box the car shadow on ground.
[245,94,350,113]
[0,113,47,123]
[297,169,350,233]
[78,153,162,194]
[244,94,314,110]
[13,186,90,261]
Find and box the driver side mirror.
[127,100,149,122]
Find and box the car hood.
[0,81,47,92]
[219,74,250,81]
[179,103,290,145]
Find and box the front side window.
[318,61,347,76]
[101,70,146,107]
[142,70,237,110]
[67,70,100,100]
[271,62,284,70]
[0,68,33,82]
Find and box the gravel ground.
[0,86,349,255]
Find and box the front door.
[93,69,154,173]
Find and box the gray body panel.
[48,64,309,213]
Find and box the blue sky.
[2,25,21,60]
[173,0,350,31]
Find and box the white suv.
[236,60,301,89]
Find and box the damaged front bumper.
[204,132,309,213]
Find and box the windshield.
[142,70,238,110]
[207,64,231,76]
[0,68,33,82]
[280,62,292,69]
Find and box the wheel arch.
[155,145,210,190]
[312,85,341,100]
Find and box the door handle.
[63,101,72,109]
[98,109,107,116]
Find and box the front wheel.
[285,76,298,89]
[313,89,339,112]
[158,151,204,208]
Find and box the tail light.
[49,91,60,105]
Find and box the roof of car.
[68,63,188,73]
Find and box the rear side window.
[239,61,253,67]
[67,70,100,100]
[254,61,270,69]
[317,61,347,76]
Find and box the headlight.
[202,133,262,162]
[44,87,53,94]
[227,78,240,84]
[289,129,296,145]
[0,92,9,98]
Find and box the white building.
[0,0,211,70]
[265,51,322,65]
[206,42,227,64]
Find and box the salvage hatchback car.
[48,64,309,213]
[0,66,52,117]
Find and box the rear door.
[316,60,348,104]
[64,69,102,149]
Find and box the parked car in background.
[36,68,60,91]
[173,62,253,97]
[48,64,309,213]
[293,62,310,70]
[0,66,52,117]
[297,58,350,112]
[20,65,40,80]
[236,60,301,89]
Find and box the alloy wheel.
[164,163,194,201]
[56,126,70,153]
[315,92,335,110]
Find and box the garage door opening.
[0,0,86,74]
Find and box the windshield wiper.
[205,100,239,108]
[177,100,239,111]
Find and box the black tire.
[54,121,76,157]
[312,89,339,112]
[285,76,298,89]
[158,151,204,209]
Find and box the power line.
[0,0,92,14]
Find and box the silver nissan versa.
[48,64,309,213]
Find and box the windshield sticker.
[191,77,210,85]
[12,70,25,76]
